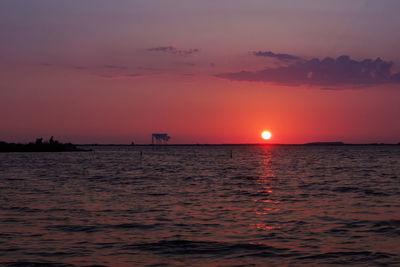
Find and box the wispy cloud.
[96,73,142,79]
[39,62,146,79]
[217,55,400,88]
[252,51,301,61]
[148,46,199,56]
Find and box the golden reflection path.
[251,147,281,232]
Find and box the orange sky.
[1,1,400,144]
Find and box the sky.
[1,0,400,144]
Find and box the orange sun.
[261,131,272,140]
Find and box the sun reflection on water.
[251,147,281,232]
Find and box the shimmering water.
[1,145,400,266]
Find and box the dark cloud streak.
[217,55,400,88]
[96,73,142,79]
[148,46,199,56]
[252,51,301,61]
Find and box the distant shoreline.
[77,142,400,146]
[0,139,90,153]
[2,141,399,153]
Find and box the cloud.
[95,73,142,79]
[252,51,301,61]
[216,55,400,88]
[148,46,199,56]
[391,72,400,82]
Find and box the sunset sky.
[1,0,400,144]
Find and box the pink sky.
[1,0,400,144]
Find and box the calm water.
[1,145,400,266]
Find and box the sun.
[261,131,272,140]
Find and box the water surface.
[1,145,400,266]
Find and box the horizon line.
[76,142,400,146]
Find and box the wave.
[1,262,75,267]
[46,222,162,233]
[122,239,292,257]
[296,251,400,265]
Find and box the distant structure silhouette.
[152,133,171,145]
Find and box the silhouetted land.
[0,137,88,152]
[1,140,399,151]
[304,142,345,146]
[78,142,399,146]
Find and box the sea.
[0,145,399,266]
